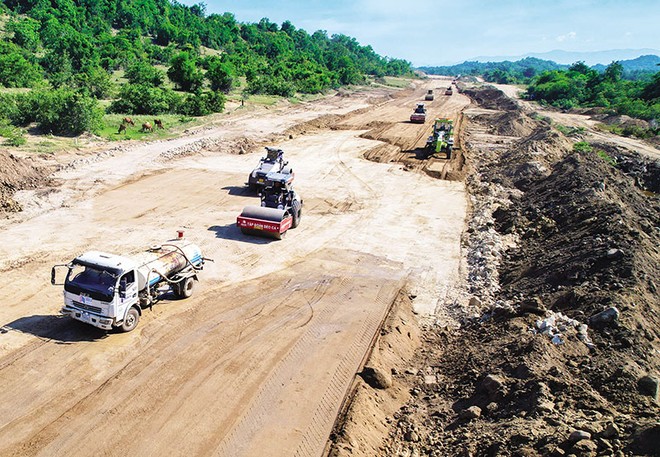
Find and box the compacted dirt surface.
[1,77,658,457]
[0,77,468,457]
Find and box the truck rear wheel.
[180,277,194,298]
[120,307,140,332]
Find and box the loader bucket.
[237,206,293,240]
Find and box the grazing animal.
[118,123,127,134]
[141,122,153,132]
[154,118,164,129]
[122,117,135,126]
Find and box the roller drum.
[237,206,291,240]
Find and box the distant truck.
[410,103,427,123]
[52,238,206,332]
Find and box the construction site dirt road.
[0,78,468,456]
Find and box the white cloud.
[556,31,577,42]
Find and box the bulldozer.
[425,118,454,159]
[237,171,303,240]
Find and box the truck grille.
[72,301,102,314]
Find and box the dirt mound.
[362,143,402,164]
[462,86,520,112]
[590,142,660,193]
[471,109,537,138]
[496,126,574,191]
[283,114,345,137]
[601,114,650,130]
[0,151,49,213]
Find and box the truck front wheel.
[120,307,140,332]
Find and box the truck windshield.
[65,264,117,301]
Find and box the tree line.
[0,0,412,136]
[419,57,568,85]
[526,62,660,125]
[422,56,660,132]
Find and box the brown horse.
[118,123,127,134]
[154,118,164,129]
[122,117,135,126]
[141,122,153,132]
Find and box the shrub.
[572,141,592,153]
[0,119,26,146]
[108,84,181,114]
[176,91,225,116]
[35,90,103,135]
[596,149,617,166]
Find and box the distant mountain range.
[466,49,660,66]
[591,54,660,72]
[418,54,660,81]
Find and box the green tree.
[23,89,103,135]
[109,83,181,114]
[7,17,41,51]
[603,61,624,83]
[641,71,660,101]
[0,46,43,88]
[125,60,165,87]
[167,52,203,92]
[205,58,234,92]
[74,66,113,98]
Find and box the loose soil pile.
[0,151,49,213]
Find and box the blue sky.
[183,1,660,66]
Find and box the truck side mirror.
[51,264,67,285]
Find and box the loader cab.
[414,103,426,114]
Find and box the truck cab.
[55,251,140,331]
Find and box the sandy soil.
[0,79,469,456]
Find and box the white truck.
[51,239,206,332]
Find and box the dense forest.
[0,0,412,137]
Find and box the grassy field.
[97,114,198,141]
